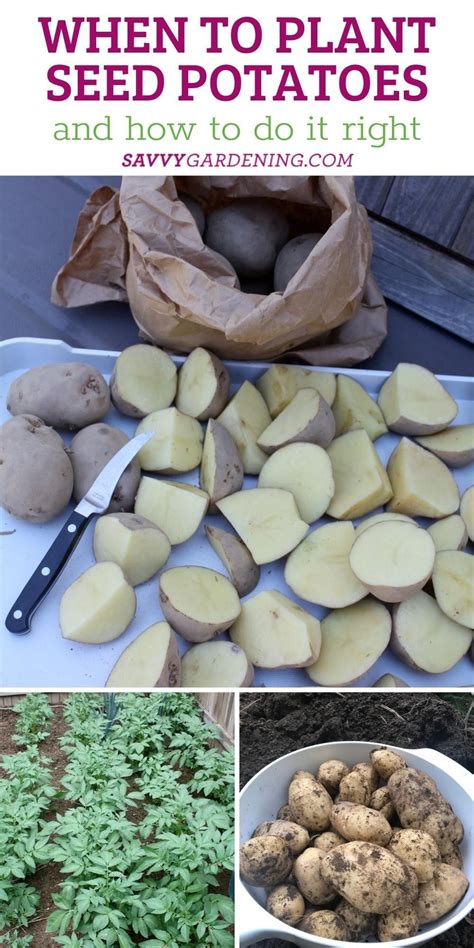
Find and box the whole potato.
[266,884,305,925]
[322,841,419,914]
[335,899,376,939]
[274,233,323,291]
[7,362,110,430]
[240,836,292,887]
[370,787,396,822]
[388,767,464,854]
[252,820,309,857]
[416,864,469,924]
[276,804,293,821]
[180,194,206,235]
[388,828,441,882]
[330,802,392,846]
[289,772,333,832]
[370,747,407,780]
[443,843,463,869]
[70,424,141,512]
[352,762,378,793]
[293,848,336,905]
[206,199,289,277]
[377,906,419,941]
[313,831,346,853]
[317,759,349,796]
[338,770,371,806]
[0,415,73,522]
[298,910,348,939]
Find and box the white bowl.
[239,741,474,947]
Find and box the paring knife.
[5,431,153,634]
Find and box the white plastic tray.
[1,337,473,689]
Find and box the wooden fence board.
[197,693,235,745]
[380,177,474,252]
[355,176,395,213]
[452,197,474,260]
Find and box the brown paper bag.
[52,176,387,365]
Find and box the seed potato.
[177,347,229,420]
[432,551,474,630]
[327,428,393,519]
[135,479,209,544]
[206,199,289,277]
[7,362,110,430]
[240,836,292,887]
[256,364,336,416]
[110,344,177,417]
[205,525,259,597]
[333,374,388,441]
[59,562,136,644]
[257,388,335,453]
[378,363,458,435]
[159,566,241,643]
[217,380,271,474]
[136,407,203,474]
[273,233,323,291]
[460,485,474,541]
[258,442,335,523]
[387,437,459,518]
[392,590,472,674]
[0,414,73,523]
[415,424,474,467]
[427,514,468,552]
[105,621,181,687]
[181,641,254,688]
[200,420,244,511]
[93,513,170,585]
[70,424,140,512]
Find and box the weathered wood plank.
[355,176,394,212]
[369,220,474,343]
[197,693,235,743]
[452,197,474,260]
[381,177,474,251]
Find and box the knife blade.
[5,431,153,635]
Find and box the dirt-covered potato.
[306,599,391,686]
[352,762,378,794]
[370,748,407,781]
[335,900,376,939]
[314,831,346,853]
[460,486,474,541]
[322,841,419,914]
[229,589,321,669]
[330,802,392,845]
[59,562,136,644]
[177,348,229,420]
[205,525,259,597]
[181,641,253,687]
[388,829,441,882]
[415,425,474,468]
[432,551,474,629]
[327,429,393,519]
[416,864,469,924]
[252,820,309,857]
[110,345,177,417]
[427,514,468,552]
[257,389,335,453]
[370,788,396,822]
[266,884,305,925]
[355,512,416,537]
[349,520,436,603]
[135,478,209,544]
[7,362,110,430]
[378,363,458,435]
[392,590,472,673]
[70,424,140,512]
[258,442,334,523]
[240,835,292,887]
[93,513,170,585]
[206,199,289,277]
[257,364,336,416]
[298,910,348,939]
[333,374,388,441]
[442,844,463,869]
[293,848,336,904]
[377,906,419,941]
[200,420,244,511]
[338,771,371,807]
[105,621,181,687]
[373,673,409,688]
[288,772,332,832]
[159,566,241,643]
[0,414,73,522]
[387,438,460,518]
[136,407,203,474]
[217,380,271,474]
[388,767,464,855]
[217,488,309,565]
[285,522,368,609]
[317,760,349,796]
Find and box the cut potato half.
[427,515,468,552]
[176,348,229,420]
[392,591,472,672]
[159,566,241,642]
[258,442,334,523]
[216,488,309,565]
[256,364,336,416]
[110,344,177,418]
[135,478,208,544]
[205,524,260,597]
[285,522,367,608]
[432,551,474,629]
[355,512,415,538]
[60,562,136,644]
[181,641,254,687]
[230,589,321,668]
[105,622,181,687]
[306,600,391,686]
[333,375,387,441]
[199,420,244,511]
[415,425,474,468]
[257,389,335,453]
[378,363,458,435]
[460,486,474,541]
[93,513,171,586]
[387,438,459,518]
[327,429,393,519]
[136,407,203,473]
[217,380,271,474]
[349,521,435,603]
[373,674,408,688]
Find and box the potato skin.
[298,910,348,939]
[370,787,395,822]
[0,414,73,522]
[7,362,110,430]
[352,762,378,793]
[338,770,371,806]
[416,864,469,924]
[317,760,349,796]
[205,524,259,596]
[388,767,464,854]
[335,899,376,939]
[293,848,336,905]
[240,836,292,887]
[330,802,392,846]
[370,748,407,781]
[276,804,293,821]
[377,906,419,941]
[288,772,333,832]
[206,200,289,277]
[200,421,244,511]
[266,884,305,925]
[313,831,346,853]
[177,349,230,420]
[70,424,141,512]
[388,828,441,882]
[322,841,419,914]
[252,820,309,857]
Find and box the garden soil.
[240,692,473,948]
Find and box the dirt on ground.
[240,692,473,948]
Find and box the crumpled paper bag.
[52,176,387,365]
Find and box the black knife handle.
[5,510,90,634]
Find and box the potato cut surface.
[93,513,171,585]
[257,388,335,452]
[432,551,474,629]
[256,364,336,416]
[460,486,474,541]
[355,512,415,537]
[159,566,241,642]
[110,345,177,417]
[333,375,388,440]
[387,438,459,518]
[216,488,309,564]
[205,524,260,597]
[327,429,393,519]
[176,347,229,420]
[285,522,367,608]
[200,419,244,508]
[392,590,472,673]
[230,589,321,668]
[181,641,253,687]
[306,599,391,685]
[60,562,136,644]
[427,515,468,552]
[106,622,181,687]
[135,478,208,544]
[415,424,474,467]
[217,380,271,474]
[258,442,334,522]
[136,407,203,473]
[349,521,436,602]
[378,363,458,434]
